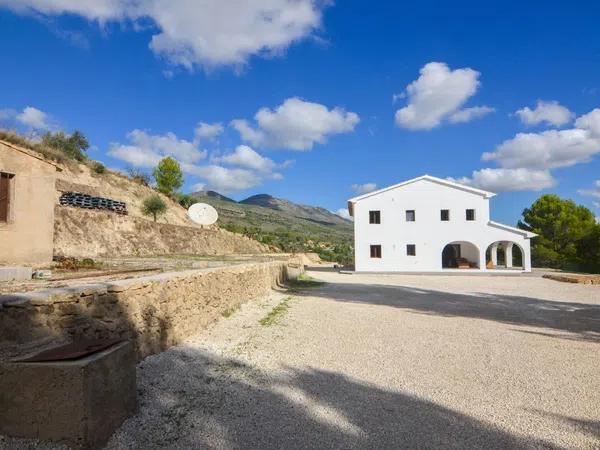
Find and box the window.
[406,244,416,256]
[405,210,415,222]
[370,245,382,258]
[369,210,381,224]
[0,172,14,223]
[440,209,450,221]
[466,209,476,221]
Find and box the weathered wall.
[54,206,270,258]
[0,141,59,265]
[0,262,288,361]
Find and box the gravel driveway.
[5,270,600,449]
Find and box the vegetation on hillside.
[153,156,183,195]
[519,194,600,272]
[142,195,168,222]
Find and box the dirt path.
[4,270,599,449]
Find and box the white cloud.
[16,106,52,130]
[193,165,262,193]
[451,168,556,192]
[593,201,600,210]
[575,108,600,137]
[212,145,277,173]
[194,122,223,142]
[578,180,600,199]
[482,128,600,170]
[515,100,574,127]
[335,208,352,221]
[108,129,207,169]
[394,62,493,130]
[351,183,377,194]
[0,0,326,70]
[231,97,359,150]
[448,106,495,124]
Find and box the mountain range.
[189,190,353,249]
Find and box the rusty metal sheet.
[16,339,122,363]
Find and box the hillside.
[190,191,354,263]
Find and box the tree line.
[518,194,600,273]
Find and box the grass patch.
[259,296,292,326]
[288,273,325,290]
[221,305,240,318]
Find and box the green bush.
[142,195,167,222]
[41,130,89,161]
[91,161,106,174]
[153,157,183,195]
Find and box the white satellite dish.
[187,203,218,226]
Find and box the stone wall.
[0,262,288,361]
[54,206,270,259]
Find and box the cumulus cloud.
[16,106,52,130]
[575,108,600,137]
[451,168,556,192]
[448,106,495,124]
[108,129,207,169]
[351,183,377,194]
[0,0,326,70]
[482,128,600,171]
[454,108,600,193]
[212,145,277,173]
[394,62,493,130]
[192,165,262,193]
[515,100,574,127]
[335,208,352,221]
[194,122,223,142]
[578,180,600,199]
[231,97,359,150]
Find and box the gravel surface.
[3,270,599,449]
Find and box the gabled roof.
[348,174,496,204]
[488,221,537,239]
[0,139,63,171]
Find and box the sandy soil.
[3,270,599,449]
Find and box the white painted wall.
[351,178,532,272]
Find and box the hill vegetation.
[190,191,354,264]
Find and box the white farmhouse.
[348,175,536,273]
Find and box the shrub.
[91,161,106,174]
[142,195,167,222]
[41,130,89,161]
[176,193,195,209]
[128,168,151,186]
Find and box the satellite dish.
[187,203,218,226]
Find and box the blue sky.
[1,1,600,225]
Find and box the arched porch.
[441,241,481,269]
[485,241,524,269]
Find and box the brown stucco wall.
[0,141,58,266]
[0,261,289,361]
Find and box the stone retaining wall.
[54,206,270,259]
[0,262,288,361]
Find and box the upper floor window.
[0,172,14,223]
[370,245,382,258]
[369,210,381,224]
[406,210,415,222]
[440,209,450,221]
[406,244,416,256]
[466,209,476,221]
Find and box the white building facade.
[348,175,536,273]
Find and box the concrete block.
[0,266,32,282]
[0,341,137,449]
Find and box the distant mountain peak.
[190,190,236,203]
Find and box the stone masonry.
[0,261,289,361]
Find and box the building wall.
[0,142,57,266]
[353,179,532,272]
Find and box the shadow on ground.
[292,278,600,343]
[106,347,563,450]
